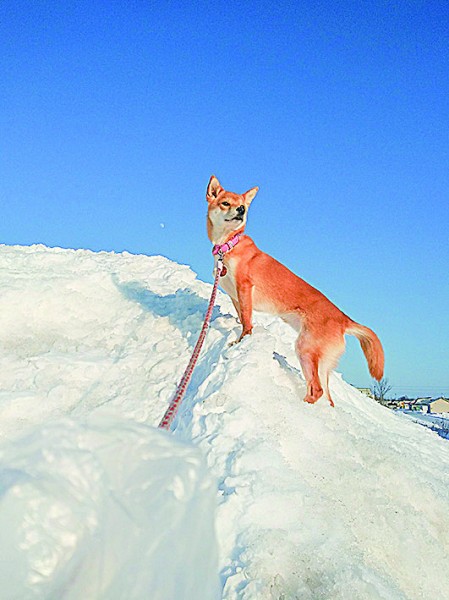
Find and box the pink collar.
[212,233,241,256]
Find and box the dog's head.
[206,175,259,243]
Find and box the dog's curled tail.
[346,321,385,381]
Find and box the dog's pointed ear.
[206,175,223,202]
[243,186,259,205]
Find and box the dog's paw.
[229,329,252,347]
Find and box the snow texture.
[1,244,449,600]
[0,418,219,600]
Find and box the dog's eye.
[221,202,230,207]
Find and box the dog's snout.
[236,205,245,215]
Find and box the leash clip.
[216,254,227,277]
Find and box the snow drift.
[0,244,448,600]
[0,418,219,599]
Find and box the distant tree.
[371,378,393,405]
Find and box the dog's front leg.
[233,279,253,343]
[231,297,242,324]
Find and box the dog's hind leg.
[318,362,334,407]
[296,329,345,406]
[317,339,346,407]
[295,334,324,404]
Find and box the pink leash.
[158,236,240,431]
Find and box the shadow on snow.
[114,278,222,343]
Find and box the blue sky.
[1,1,448,397]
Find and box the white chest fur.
[215,255,238,300]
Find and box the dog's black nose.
[236,205,245,215]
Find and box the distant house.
[416,397,449,414]
[357,388,374,399]
[428,397,449,414]
[395,396,420,410]
[385,399,399,409]
[414,397,431,412]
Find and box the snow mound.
[0,417,219,600]
[1,244,449,599]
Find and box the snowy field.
[1,244,449,600]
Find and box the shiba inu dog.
[206,175,384,407]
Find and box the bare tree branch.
[370,378,393,404]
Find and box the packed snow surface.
[1,244,449,600]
